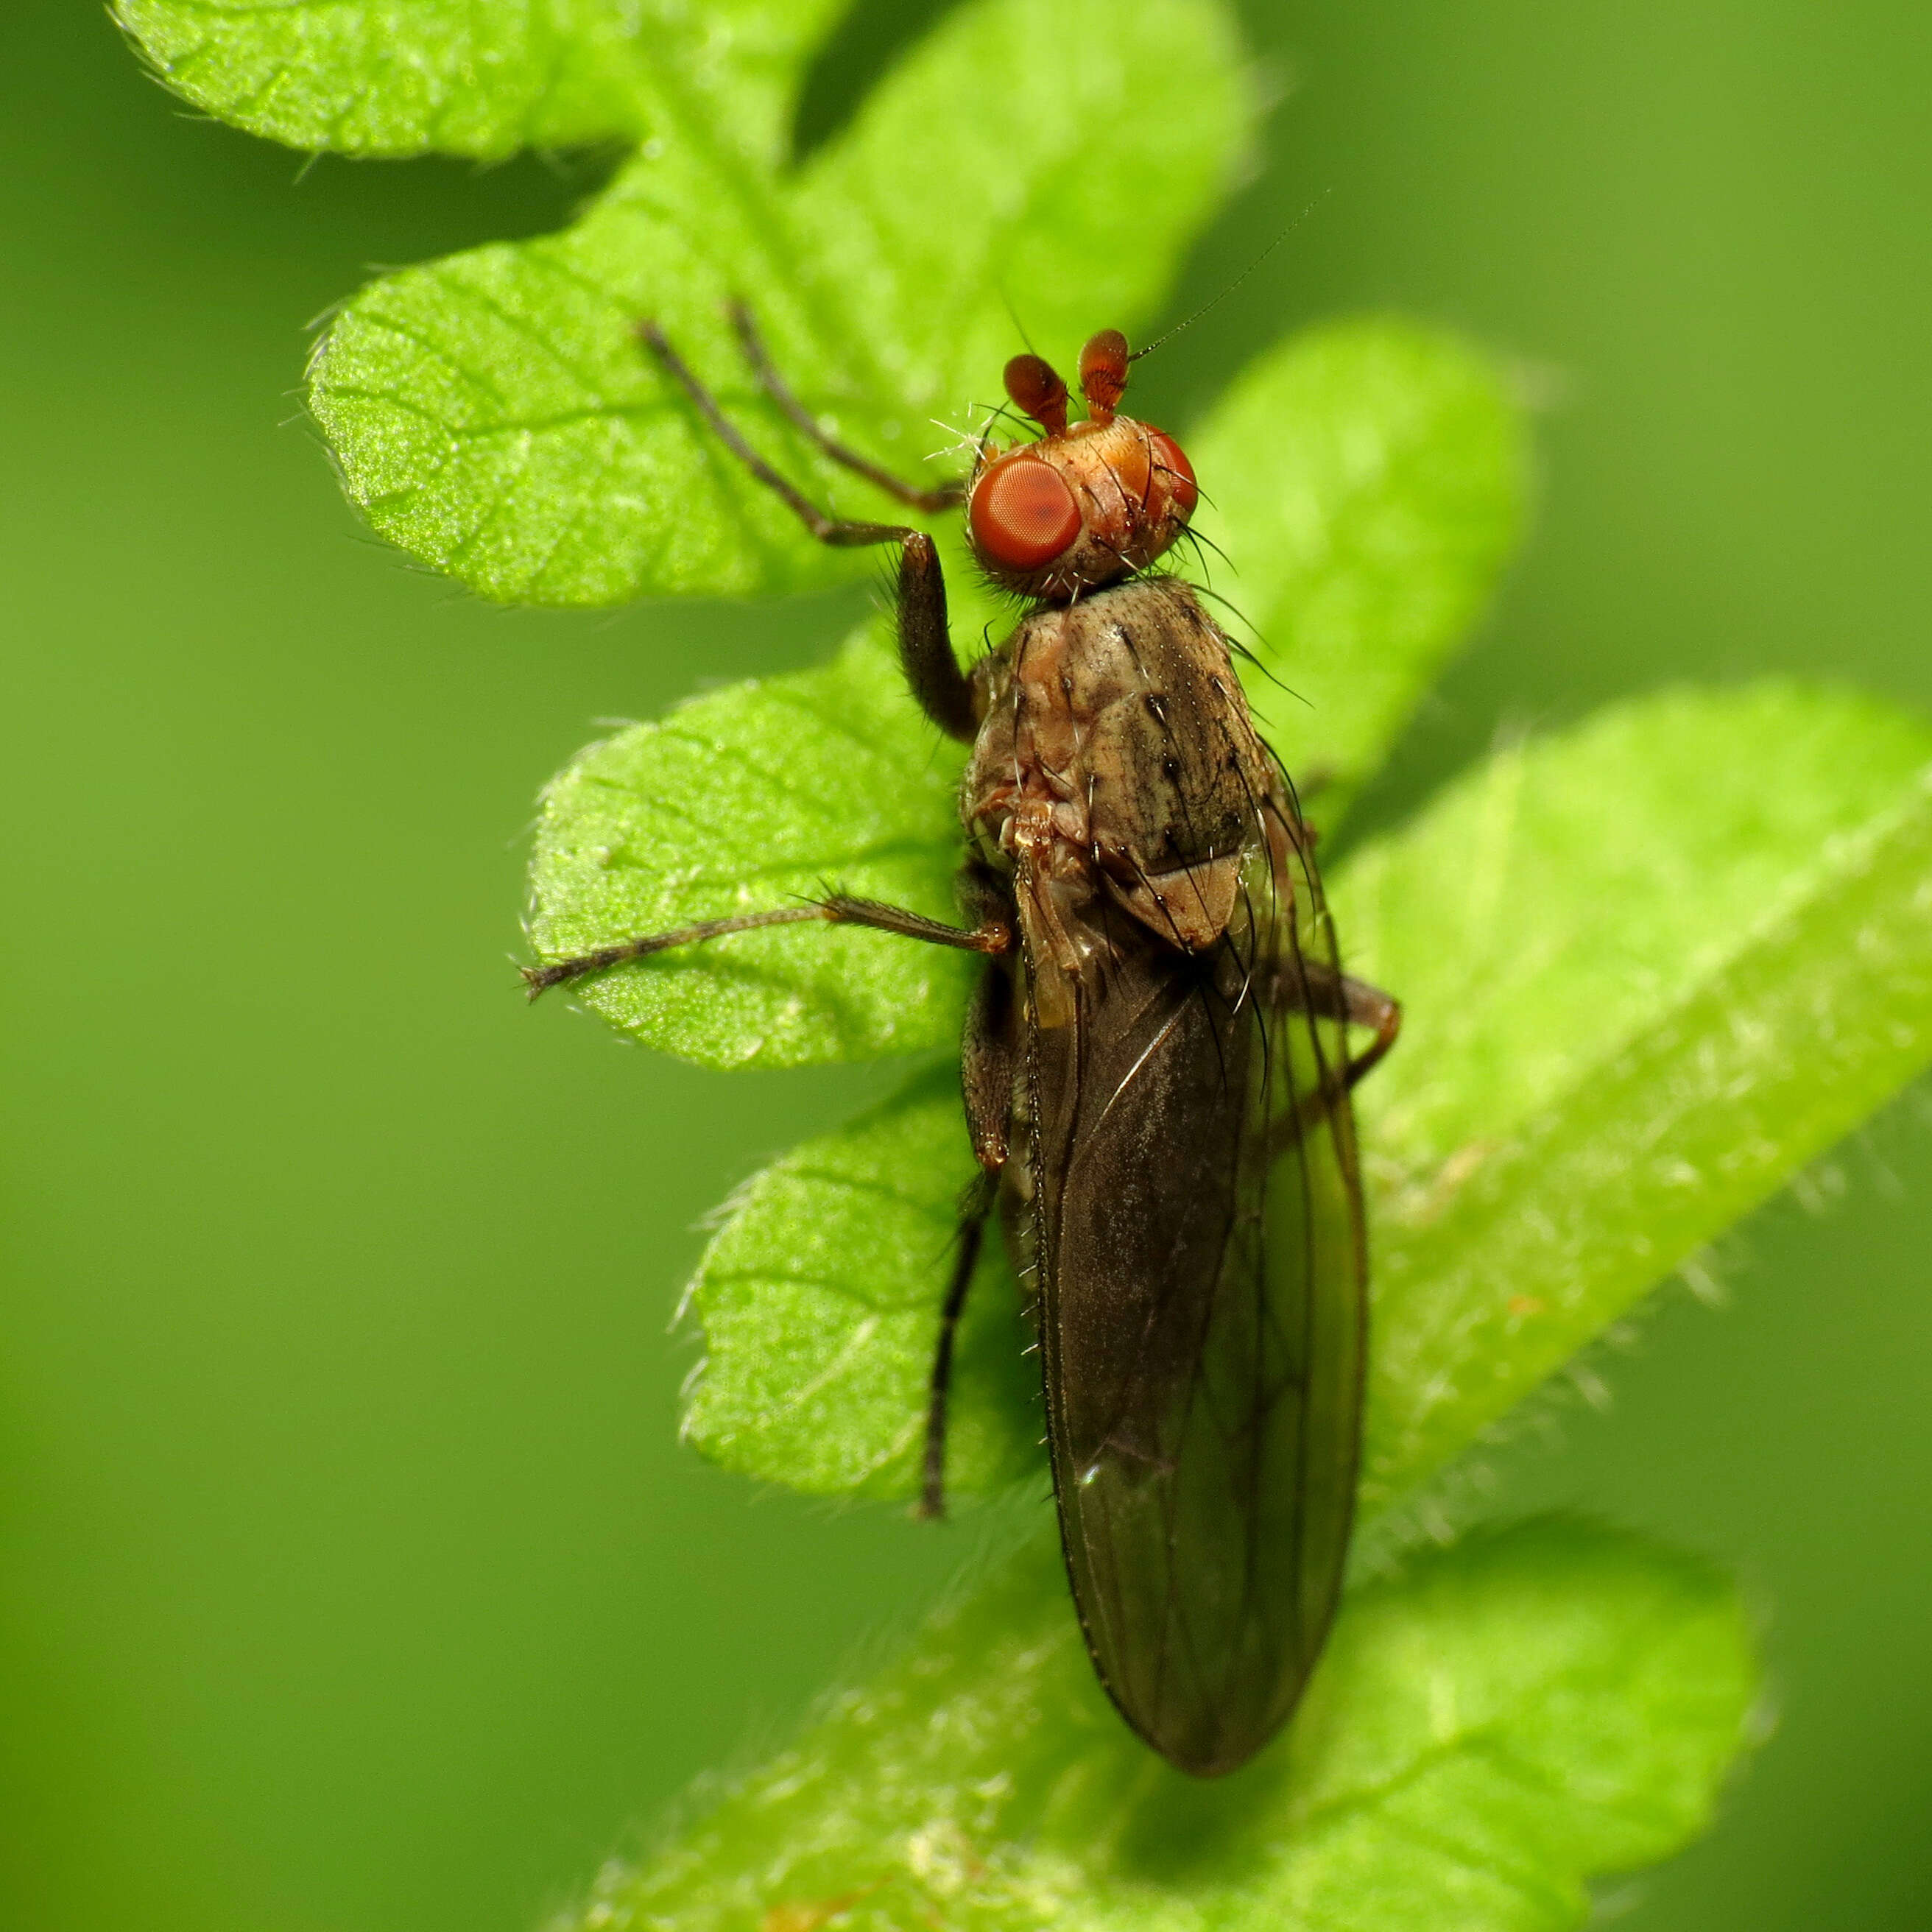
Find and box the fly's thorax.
[964,579,1280,955]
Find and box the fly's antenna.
[998,281,1040,357]
[1129,191,1332,363]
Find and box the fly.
[526,306,1401,1777]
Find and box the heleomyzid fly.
[525,311,1400,1777]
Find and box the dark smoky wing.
[1029,828,1365,1777]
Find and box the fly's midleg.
[728,300,965,514]
[917,1170,998,1521]
[819,894,1012,954]
[522,904,828,996]
[638,321,977,741]
[1284,962,1403,1087]
[1275,954,1400,1046]
[524,894,1012,998]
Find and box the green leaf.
[1186,317,1529,799]
[681,1072,979,1490]
[1340,682,1932,1506]
[577,1518,1756,1931]
[683,1063,1034,1495]
[298,0,1254,605]
[114,0,845,163]
[526,624,969,1067]
[678,683,1932,1504]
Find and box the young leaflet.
[526,311,1401,1777]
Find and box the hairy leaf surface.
[116,0,845,161]
[577,1520,1755,1932]
[1342,683,1932,1503]
[684,1063,1035,1495]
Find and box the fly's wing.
[1022,819,1366,1777]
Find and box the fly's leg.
[1265,778,1397,1085]
[1286,765,1336,816]
[960,958,1015,1169]
[729,300,965,514]
[1331,971,1401,1090]
[1277,957,1402,1084]
[523,892,1013,998]
[958,869,1018,1169]
[920,898,1020,1520]
[917,1168,998,1522]
[1266,965,1401,1160]
[526,870,1023,1526]
[641,321,977,743]
[641,322,907,547]
[894,529,976,744]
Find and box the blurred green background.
[4,2,1931,1928]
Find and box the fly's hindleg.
[956,864,1021,1169]
[1291,959,1402,1088]
[1334,971,1400,1088]
[960,956,1016,1171]
[917,1167,999,1522]
[640,320,977,743]
[920,883,1023,1519]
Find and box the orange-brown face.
[966,329,1198,604]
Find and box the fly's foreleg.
[729,300,965,515]
[639,320,977,743]
[895,531,976,743]
[641,322,912,550]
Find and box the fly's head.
[966,330,1198,604]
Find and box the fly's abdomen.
[1020,835,1367,1777]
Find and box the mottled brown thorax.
[965,577,1283,998]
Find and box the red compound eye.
[1148,430,1198,520]
[970,454,1082,571]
